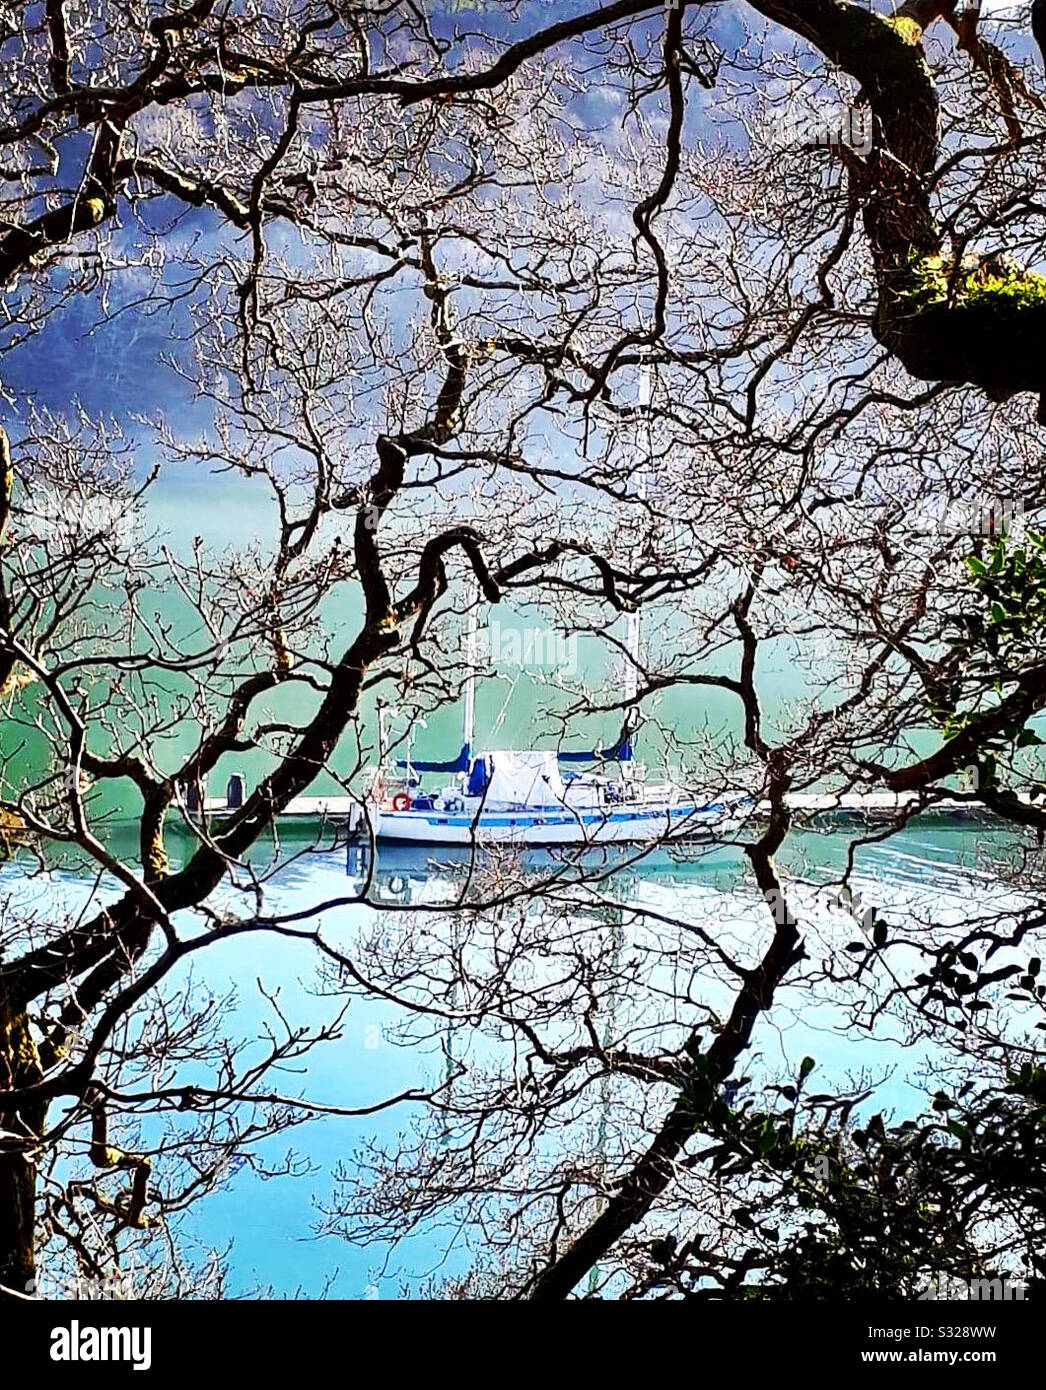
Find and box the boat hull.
[355,800,733,846]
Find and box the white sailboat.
[347,607,743,848]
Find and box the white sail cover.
[482,750,565,808]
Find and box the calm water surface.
[2,820,1023,1298]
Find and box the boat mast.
[620,366,652,767]
[621,606,640,766]
[462,600,478,766]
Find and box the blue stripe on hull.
[380,804,724,829]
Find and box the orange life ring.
[392,793,411,812]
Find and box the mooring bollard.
[226,773,246,810]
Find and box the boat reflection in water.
[344,833,746,908]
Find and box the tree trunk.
[0,999,43,1299]
[0,1139,36,1296]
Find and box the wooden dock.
[199,794,356,818]
[774,791,989,822]
[194,784,998,825]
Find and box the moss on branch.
[882,14,926,45]
[900,252,1046,311]
[876,252,1046,401]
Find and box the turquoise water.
[0,472,1020,1296]
[0,454,1020,1296]
[4,819,1019,1298]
